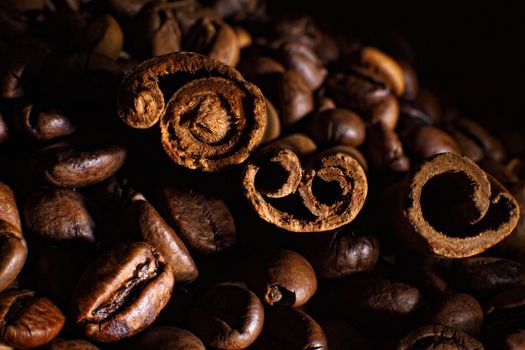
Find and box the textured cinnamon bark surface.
[390,152,520,258]
[117,52,266,172]
[242,134,367,232]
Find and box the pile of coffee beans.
[1,0,524,349]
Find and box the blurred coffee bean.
[395,324,483,349]
[131,326,205,350]
[359,46,405,96]
[307,108,366,147]
[279,70,314,126]
[365,122,410,172]
[282,39,327,90]
[370,94,399,129]
[41,338,100,350]
[404,125,460,161]
[80,14,123,61]
[399,59,419,100]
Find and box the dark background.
[266,1,525,130]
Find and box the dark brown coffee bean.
[326,68,390,113]
[189,283,264,349]
[405,125,460,161]
[395,324,484,350]
[447,125,485,162]
[0,113,7,143]
[134,0,182,57]
[12,102,76,141]
[186,17,240,67]
[365,122,410,172]
[279,70,314,126]
[33,142,127,188]
[261,97,281,143]
[71,242,174,342]
[245,249,317,307]
[238,56,286,80]
[318,318,371,350]
[399,59,419,100]
[0,289,65,349]
[108,0,154,17]
[131,326,205,350]
[24,189,95,242]
[358,46,405,97]
[307,108,366,147]
[159,186,236,255]
[125,193,198,284]
[414,88,442,124]
[452,257,525,297]
[370,94,399,130]
[452,117,506,162]
[307,229,380,279]
[80,14,123,61]
[41,338,100,350]
[253,306,327,350]
[485,286,525,333]
[489,329,525,350]
[0,182,27,293]
[282,39,327,90]
[420,293,483,336]
[0,1,28,38]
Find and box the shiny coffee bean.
[24,189,95,242]
[282,39,327,90]
[306,229,380,279]
[279,70,314,126]
[159,186,236,255]
[189,283,264,349]
[186,17,240,67]
[395,324,483,349]
[0,289,65,349]
[41,338,100,350]
[370,94,399,130]
[13,102,76,141]
[71,242,174,342]
[359,46,405,97]
[307,108,366,147]
[125,193,198,284]
[365,122,410,172]
[420,293,483,336]
[452,257,525,297]
[404,125,460,161]
[253,306,327,350]
[33,142,126,188]
[131,326,205,350]
[484,286,525,333]
[452,117,506,162]
[245,249,317,307]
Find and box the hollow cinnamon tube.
[242,134,367,232]
[117,52,267,172]
[389,153,520,258]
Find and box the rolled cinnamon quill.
[117,52,266,172]
[242,134,367,232]
[389,152,520,258]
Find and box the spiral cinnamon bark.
[242,134,368,232]
[390,152,520,258]
[117,52,267,172]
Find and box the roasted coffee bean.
[0,182,27,293]
[0,113,8,143]
[399,59,419,100]
[358,46,405,97]
[452,257,525,297]
[245,249,317,307]
[24,188,95,242]
[282,39,327,90]
[395,324,484,349]
[186,17,240,67]
[41,338,100,350]
[484,286,525,333]
[370,94,399,130]
[307,108,366,147]
[279,70,314,126]
[71,242,174,342]
[451,117,507,162]
[253,306,327,350]
[365,122,410,172]
[419,293,483,336]
[235,26,252,49]
[189,283,264,349]
[159,186,236,255]
[32,142,127,188]
[306,229,380,279]
[404,125,460,161]
[12,102,76,141]
[80,14,123,61]
[489,329,525,350]
[0,289,65,349]
[108,0,154,17]
[131,326,205,350]
[124,193,198,284]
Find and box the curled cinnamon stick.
[242,134,367,232]
[390,152,520,258]
[117,52,267,172]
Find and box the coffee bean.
[307,108,366,147]
[80,14,123,61]
[245,249,317,307]
[282,38,327,90]
[404,125,460,161]
[318,318,371,350]
[159,186,236,255]
[0,289,65,349]
[253,306,327,350]
[395,324,483,350]
[306,229,380,279]
[279,70,314,126]
[71,242,174,342]
[41,338,100,350]
[189,283,264,349]
[359,46,405,97]
[365,122,410,172]
[370,94,399,130]
[12,102,76,141]
[131,326,205,350]
[32,142,126,188]
[24,188,95,242]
